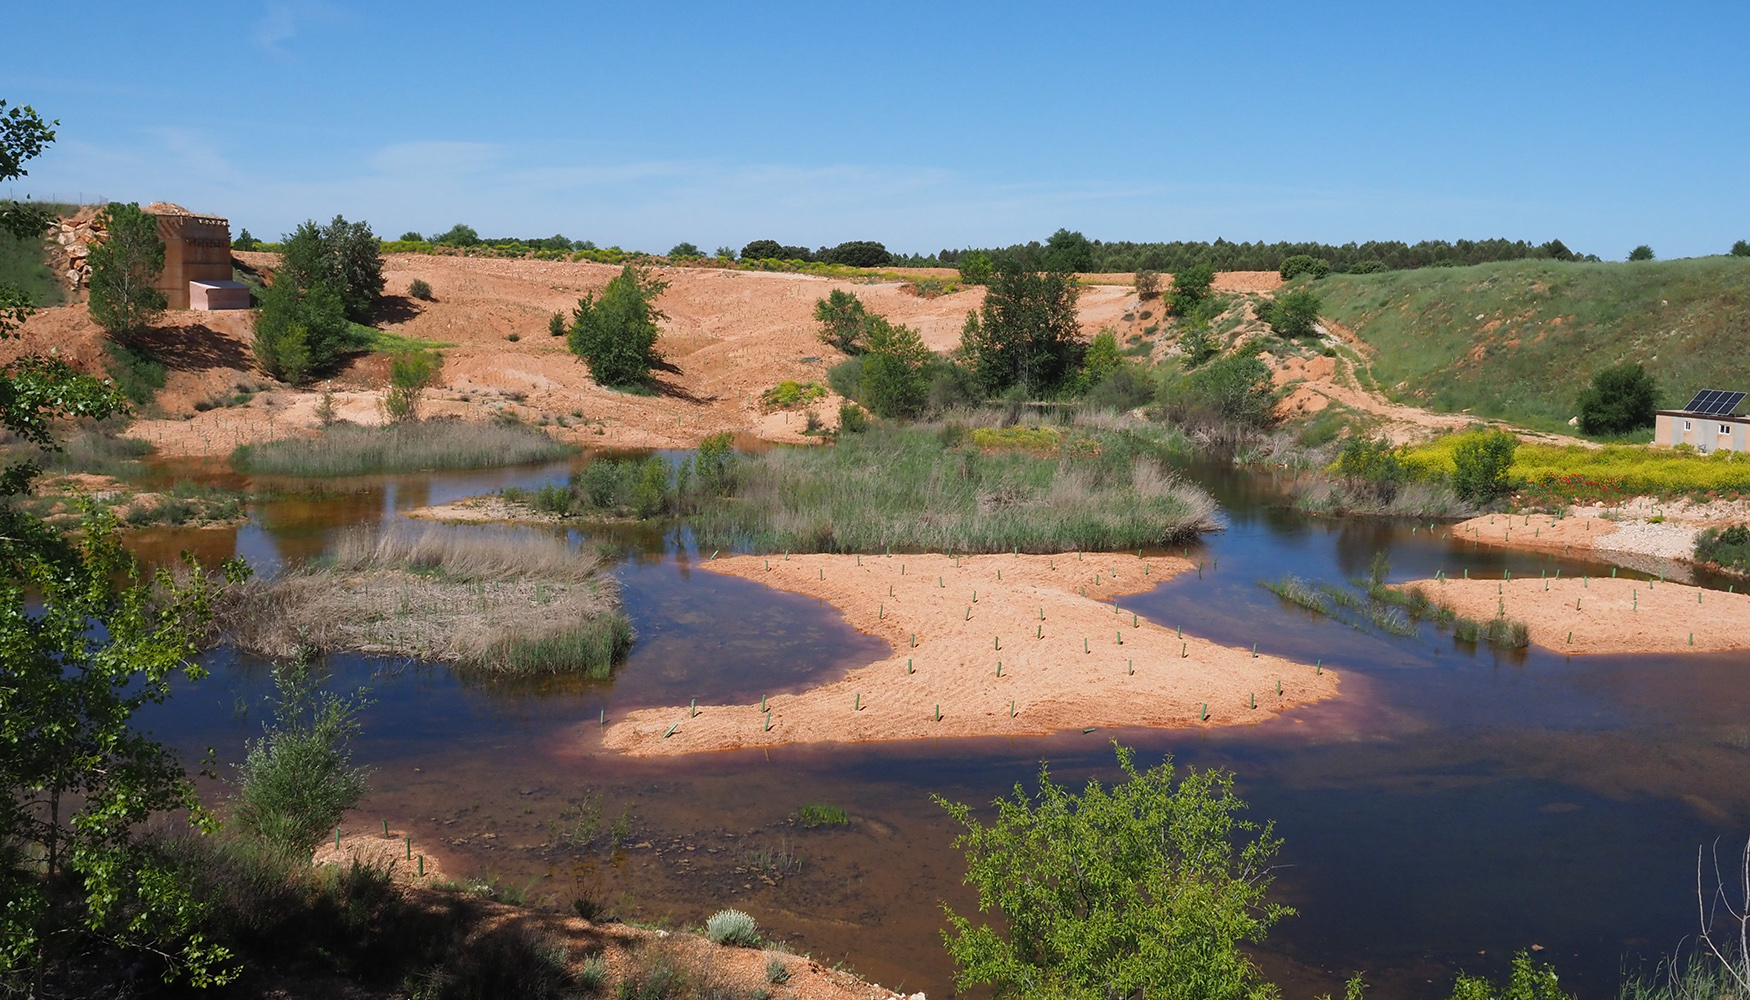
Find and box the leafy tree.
[277,216,385,323]
[398,231,424,242]
[959,261,1083,397]
[714,246,736,260]
[1075,328,1123,393]
[858,315,931,418]
[548,311,567,337]
[1628,245,1655,261]
[233,658,370,856]
[1575,362,1657,436]
[1733,240,1750,257]
[231,228,260,252]
[383,348,440,423]
[1134,268,1161,300]
[1168,264,1216,316]
[567,264,669,388]
[1450,431,1518,503]
[822,241,891,267]
[433,223,479,246]
[957,250,994,285]
[936,744,1289,1000]
[668,241,701,258]
[252,278,352,384]
[1263,287,1323,339]
[0,100,57,241]
[813,288,868,353]
[1042,228,1094,273]
[1278,255,1330,280]
[695,431,738,495]
[86,202,167,339]
[1,184,246,984]
[741,239,783,261]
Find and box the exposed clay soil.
[314,830,911,1000]
[1402,575,1750,655]
[10,256,1287,458]
[1451,500,1750,578]
[599,552,1339,756]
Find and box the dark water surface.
[131,456,1750,998]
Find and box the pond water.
[130,455,1750,999]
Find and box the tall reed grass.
[693,421,1218,553]
[231,418,573,477]
[221,523,630,677]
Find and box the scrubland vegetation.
[222,523,631,678]
[232,417,573,476]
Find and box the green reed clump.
[692,419,1215,553]
[791,803,850,828]
[232,417,573,477]
[496,613,632,678]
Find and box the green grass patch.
[969,424,1065,452]
[232,418,574,477]
[760,380,828,409]
[0,221,63,307]
[354,323,456,352]
[494,614,633,679]
[693,419,1214,553]
[1317,256,1750,434]
[791,803,850,828]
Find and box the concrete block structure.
[189,280,251,310]
[1655,390,1749,453]
[141,202,239,310]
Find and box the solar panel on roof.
[1683,390,1746,415]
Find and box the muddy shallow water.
[131,455,1750,999]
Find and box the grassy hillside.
[1316,256,1750,434]
[0,226,62,307]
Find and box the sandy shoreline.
[599,553,1340,756]
[1402,575,1750,655]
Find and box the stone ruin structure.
[49,201,248,310]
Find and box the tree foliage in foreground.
[1,132,247,982]
[936,744,1289,1000]
[86,202,167,339]
[0,101,56,242]
[568,263,669,388]
[277,215,385,324]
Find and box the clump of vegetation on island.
[221,523,631,677]
[232,417,574,477]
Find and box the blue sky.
[6,2,1745,259]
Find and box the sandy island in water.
[1400,575,1750,655]
[599,552,1340,756]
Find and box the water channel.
[129,454,1750,999]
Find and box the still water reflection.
[131,455,1750,999]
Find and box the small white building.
[1654,390,1748,453]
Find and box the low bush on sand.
[232,418,573,477]
[220,523,631,678]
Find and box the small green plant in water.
[791,803,850,828]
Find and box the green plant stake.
[1252,643,1257,657]
[964,607,971,620]
[1249,693,1255,709]
[996,662,1002,676]
[335,828,341,850]
[907,658,913,673]
[879,604,884,619]
[761,694,767,711]
[712,550,719,560]
[405,835,412,860]
[1082,727,1097,734]
[764,712,772,731]
[1277,679,1282,696]
[418,855,424,877]
[910,633,915,647]
[1132,614,1138,627]
[1177,625,1181,637]
[819,568,824,579]
[1010,700,1016,717]
[1037,624,1042,638]
[973,590,978,602]
[1567,632,1571,643]
[1128,659,1133,675]
[663,723,679,738]
[1316,659,1321,674]
[383,819,389,836]
[855,693,861,710]
[1084,637,1089,653]
[691,699,698,717]
[1200,703,1208,721]
[1117,630,1124,645]
[1689,633,1694,645]
[934,704,941,722]
[599,709,605,728]
[994,636,1000,650]
[1181,642,1187,657]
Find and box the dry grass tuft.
[222,523,630,676]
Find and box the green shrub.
[1279,254,1331,280]
[86,202,167,338]
[567,264,668,388]
[740,239,783,261]
[1084,366,1155,412]
[936,744,1286,1000]
[1167,263,1215,316]
[548,311,566,337]
[761,380,827,409]
[1178,325,1220,369]
[434,223,479,247]
[101,339,167,406]
[1733,240,1750,257]
[1696,523,1750,571]
[232,659,370,856]
[384,349,440,423]
[827,356,864,399]
[1450,431,1518,503]
[1134,268,1161,300]
[667,241,700,259]
[1448,950,1570,1000]
[704,909,760,947]
[791,803,849,828]
[278,215,385,323]
[765,956,791,984]
[1628,245,1655,261]
[1075,329,1123,392]
[1334,435,1408,503]
[838,403,868,433]
[232,228,260,252]
[957,249,994,285]
[408,278,433,301]
[1263,287,1323,338]
[253,279,355,384]
[1163,355,1276,428]
[821,240,890,267]
[813,288,868,353]
[1575,361,1657,436]
[959,263,1083,397]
